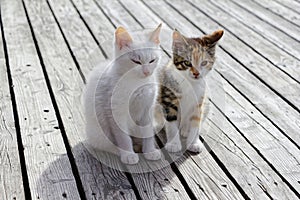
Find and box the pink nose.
[143,71,150,76]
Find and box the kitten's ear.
[201,30,224,47]
[149,23,162,45]
[173,29,187,46]
[115,26,133,50]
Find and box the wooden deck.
[1,0,300,199]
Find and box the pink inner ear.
[149,23,162,45]
[115,27,133,50]
[117,37,132,50]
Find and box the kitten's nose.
[193,71,200,78]
[142,66,150,76]
[143,71,150,76]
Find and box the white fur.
[161,61,207,153]
[83,27,162,164]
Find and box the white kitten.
[83,24,162,165]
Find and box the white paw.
[144,149,162,160]
[120,152,139,165]
[165,142,182,152]
[187,141,203,153]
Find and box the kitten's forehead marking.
[192,45,201,65]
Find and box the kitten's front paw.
[187,141,203,153]
[180,125,189,138]
[120,152,139,165]
[165,142,182,152]
[144,149,161,160]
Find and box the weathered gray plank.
[204,105,299,200]
[273,0,300,15]
[71,0,116,57]
[229,0,300,42]
[163,0,300,146]
[1,0,81,199]
[252,0,300,27]
[141,0,300,198]
[194,0,300,82]
[210,74,300,195]
[47,0,106,79]
[212,0,300,60]
[23,0,137,199]
[0,8,25,200]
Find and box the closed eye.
[131,59,142,65]
[149,58,156,64]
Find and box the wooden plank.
[212,0,300,61]
[71,0,116,58]
[23,0,137,199]
[161,0,300,146]
[1,0,81,199]
[140,0,300,198]
[210,74,300,195]
[201,0,300,81]
[229,0,300,42]
[252,0,300,27]
[273,0,300,15]
[0,10,25,200]
[204,105,299,200]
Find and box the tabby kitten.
[158,29,223,153]
[84,24,162,164]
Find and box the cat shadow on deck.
[35,132,216,199]
[35,140,195,199]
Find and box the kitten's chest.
[111,77,157,111]
[179,79,205,102]
[178,80,206,117]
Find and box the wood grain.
[252,0,300,27]
[273,0,300,15]
[212,0,300,61]
[1,0,81,199]
[0,8,25,200]
[229,0,300,42]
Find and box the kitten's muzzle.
[190,67,200,78]
[142,65,150,76]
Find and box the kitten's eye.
[149,59,156,64]
[184,60,192,67]
[131,59,142,65]
[201,61,208,66]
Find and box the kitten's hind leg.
[165,120,181,152]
